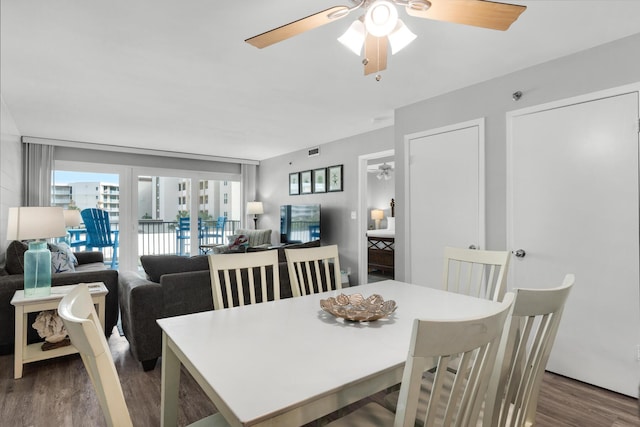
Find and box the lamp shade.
[388,19,417,54]
[63,210,82,228]
[371,209,384,221]
[7,207,67,241]
[338,20,365,55]
[247,202,264,215]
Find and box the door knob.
[513,249,526,258]
[468,245,477,250]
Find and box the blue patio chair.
[176,216,191,256]
[80,208,119,269]
[200,216,227,249]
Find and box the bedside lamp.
[247,201,264,229]
[7,207,67,297]
[371,209,384,229]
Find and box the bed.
[366,199,395,276]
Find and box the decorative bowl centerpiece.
[320,293,397,322]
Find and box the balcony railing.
[71,219,243,267]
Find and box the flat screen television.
[280,204,321,244]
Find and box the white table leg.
[14,306,24,379]
[161,331,180,427]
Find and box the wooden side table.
[10,282,108,379]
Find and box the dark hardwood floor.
[0,328,637,426]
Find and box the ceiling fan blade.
[364,34,388,75]
[406,0,526,31]
[245,6,351,49]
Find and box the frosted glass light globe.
[365,0,398,37]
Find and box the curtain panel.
[22,142,54,206]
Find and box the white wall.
[258,126,394,285]
[0,95,22,266]
[394,32,640,281]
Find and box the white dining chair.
[324,293,515,427]
[58,284,224,427]
[483,274,574,427]
[383,274,574,427]
[208,249,280,310]
[443,246,511,302]
[285,244,342,297]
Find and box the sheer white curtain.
[22,142,54,206]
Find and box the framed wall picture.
[300,170,312,194]
[313,168,326,193]
[289,172,300,195]
[327,164,343,192]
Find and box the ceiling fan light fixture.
[365,0,399,37]
[338,20,366,55]
[388,19,416,54]
[407,0,431,12]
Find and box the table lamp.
[371,209,384,229]
[7,207,67,297]
[247,201,264,229]
[62,209,82,244]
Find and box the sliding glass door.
[53,162,242,271]
[133,169,242,264]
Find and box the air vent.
[308,147,320,157]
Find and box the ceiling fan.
[245,0,527,78]
[369,162,394,180]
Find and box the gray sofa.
[119,240,320,371]
[0,240,119,355]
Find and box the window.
[224,193,228,204]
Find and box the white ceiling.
[2,1,640,162]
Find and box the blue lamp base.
[24,241,52,298]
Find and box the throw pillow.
[49,242,78,266]
[227,234,249,252]
[50,246,76,274]
[5,240,28,274]
[386,217,395,231]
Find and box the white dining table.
[158,280,502,427]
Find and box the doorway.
[358,149,394,285]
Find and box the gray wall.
[0,95,22,266]
[258,126,394,285]
[393,32,640,281]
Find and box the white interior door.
[508,89,640,396]
[405,119,485,287]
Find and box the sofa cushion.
[140,255,209,283]
[5,241,28,274]
[75,262,108,272]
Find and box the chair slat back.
[216,216,227,229]
[285,245,341,297]
[442,246,510,301]
[394,293,514,427]
[484,274,574,427]
[208,250,280,310]
[81,208,113,247]
[58,284,133,427]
